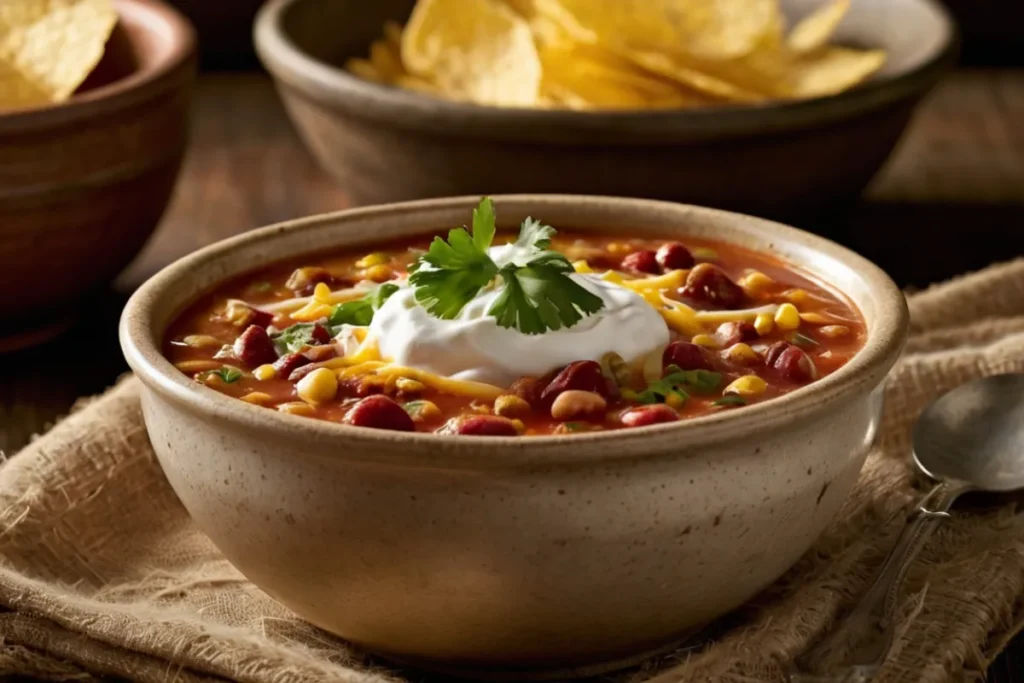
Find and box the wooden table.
[2,70,1023,680]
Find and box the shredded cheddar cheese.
[374,366,504,400]
[618,269,688,292]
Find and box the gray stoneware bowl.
[120,195,908,679]
[254,0,957,219]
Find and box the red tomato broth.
[164,230,866,436]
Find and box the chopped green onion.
[713,395,748,407]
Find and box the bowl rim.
[253,0,959,144]
[120,194,909,468]
[0,0,196,129]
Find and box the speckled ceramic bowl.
[119,196,908,680]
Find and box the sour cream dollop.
[368,243,670,386]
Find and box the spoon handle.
[790,482,967,682]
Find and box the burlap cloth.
[4,261,1024,683]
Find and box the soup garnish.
[166,198,865,436]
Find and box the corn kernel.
[494,394,531,417]
[606,242,634,255]
[296,368,338,404]
[290,300,334,322]
[254,364,276,381]
[182,334,221,349]
[175,360,222,373]
[510,419,526,434]
[799,312,832,325]
[724,342,759,364]
[690,334,719,349]
[572,260,594,274]
[665,392,686,409]
[774,303,801,330]
[363,264,394,282]
[355,252,389,269]
[820,325,851,338]
[313,282,333,303]
[278,401,315,416]
[739,271,775,296]
[240,392,274,405]
[782,288,808,304]
[754,313,774,336]
[405,400,441,422]
[395,377,426,394]
[724,375,768,397]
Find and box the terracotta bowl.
[254,0,957,219]
[0,0,196,349]
[120,195,908,679]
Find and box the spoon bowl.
[912,373,1024,493]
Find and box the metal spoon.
[791,373,1024,682]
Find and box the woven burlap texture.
[3,260,1024,683]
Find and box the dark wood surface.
[2,70,1023,680]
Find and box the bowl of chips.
[0,0,195,349]
[255,0,956,217]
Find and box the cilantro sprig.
[409,197,605,334]
[624,366,723,406]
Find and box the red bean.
[540,361,613,405]
[249,307,274,329]
[344,395,415,431]
[233,325,277,367]
[273,352,311,378]
[509,376,546,407]
[447,415,520,436]
[338,377,385,398]
[656,242,695,271]
[621,250,660,274]
[680,263,746,309]
[766,341,817,383]
[663,341,712,371]
[621,404,680,427]
[716,321,758,348]
[310,324,332,345]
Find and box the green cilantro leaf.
[488,256,604,335]
[472,197,497,251]
[515,217,556,251]
[328,283,400,331]
[410,227,499,319]
[790,332,819,348]
[714,394,748,407]
[625,367,723,405]
[270,323,323,355]
[202,366,243,383]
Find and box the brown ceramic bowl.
[254,0,957,218]
[0,0,195,349]
[120,195,908,680]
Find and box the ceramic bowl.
[120,195,908,679]
[254,0,957,219]
[0,0,195,350]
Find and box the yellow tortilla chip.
[369,39,404,81]
[0,0,117,109]
[549,0,781,61]
[786,46,886,98]
[787,0,851,55]
[402,0,541,107]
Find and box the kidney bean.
[680,263,746,309]
[447,415,521,436]
[249,308,274,329]
[662,341,712,371]
[621,250,660,274]
[233,325,277,367]
[273,352,311,378]
[715,321,758,348]
[621,404,680,427]
[766,341,817,383]
[337,376,385,398]
[550,390,607,421]
[508,376,545,407]
[344,395,415,431]
[309,324,333,346]
[656,242,695,271]
[540,361,613,405]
